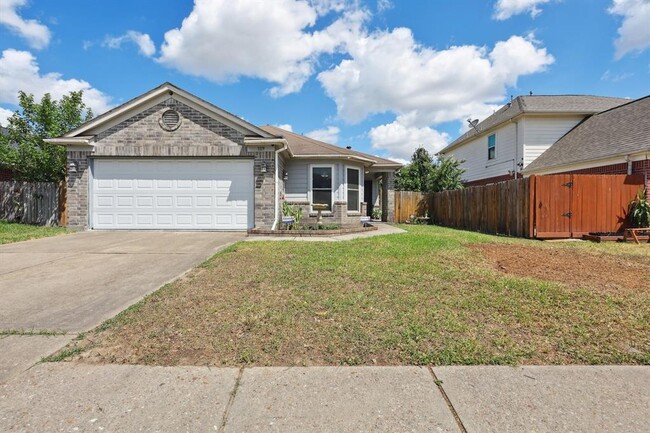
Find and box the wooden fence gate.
[0,181,61,226]
[533,174,644,238]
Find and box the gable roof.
[439,95,630,154]
[523,95,650,173]
[260,125,402,169]
[61,82,275,140]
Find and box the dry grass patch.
[57,226,650,367]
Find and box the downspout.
[514,120,519,179]
[271,142,288,231]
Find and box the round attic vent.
[159,109,181,131]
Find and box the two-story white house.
[438,95,628,186]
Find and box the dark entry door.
[364,180,373,216]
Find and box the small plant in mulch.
[629,188,650,228]
[281,201,303,229]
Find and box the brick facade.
[65,97,278,229]
[65,150,93,228]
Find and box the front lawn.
[61,225,649,366]
[0,221,68,244]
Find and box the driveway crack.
[218,367,244,433]
[428,366,468,433]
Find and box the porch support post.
[381,171,395,223]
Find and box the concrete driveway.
[0,230,243,383]
[0,231,243,332]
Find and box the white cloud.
[105,31,156,57]
[0,0,51,49]
[493,0,552,20]
[275,123,293,131]
[609,0,650,59]
[306,126,340,143]
[158,0,367,97]
[318,30,554,125]
[0,49,113,116]
[369,119,449,161]
[377,0,393,12]
[0,106,15,126]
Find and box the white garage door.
[91,159,254,230]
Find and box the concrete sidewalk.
[1,363,647,432]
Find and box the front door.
[364,180,373,217]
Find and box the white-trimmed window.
[488,133,496,160]
[311,165,333,211]
[346,167,360,212]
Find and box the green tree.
[395,147,434,192]
[396,148,465,192]
[0,91,93,182]
[429,155,465,192]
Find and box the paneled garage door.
[91,159,254,230]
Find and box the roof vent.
[159,109,181,131]
[346,146,352,149]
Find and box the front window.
[488,134,496,160]
[347,167,360,211]
[312,166,332,211]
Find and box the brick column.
[249,149,276,229]
[381,172,395,223]
[66,150,93,229]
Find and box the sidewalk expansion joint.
[428,366,468,433]
[218,366,244,433]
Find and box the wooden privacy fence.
[0,181,61,226]
[394,191,430,223]
[430,174,645,239]
[430,177,532,237]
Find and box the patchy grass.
[0,329,67,336]
[58,225,649,367]
[0,221,68,244]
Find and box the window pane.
[347,168,359,189]
[312,167,332,189]
[348,190,359,211]
[313,190,332,211]
[488,134,496,148]
[488,147,496,160]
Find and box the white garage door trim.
[90,158,254,230]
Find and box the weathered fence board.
[394,191,429,223]
[430,174,645,239]
[0,181,60,226]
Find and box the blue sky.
[1,0,649,162]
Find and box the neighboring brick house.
[522,95,650,192]
[439,95,629,186]
[45,83,400,230]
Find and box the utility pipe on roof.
[271,142,289,231]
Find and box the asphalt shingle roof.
[523,95,650,173]
[440,95,630,154]
[260,125,402,168]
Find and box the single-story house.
[45,83,400,231]
[438,95,629,186]
[522,95,650,191]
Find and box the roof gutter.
[44,137,93,146]
[291,154,376,165]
